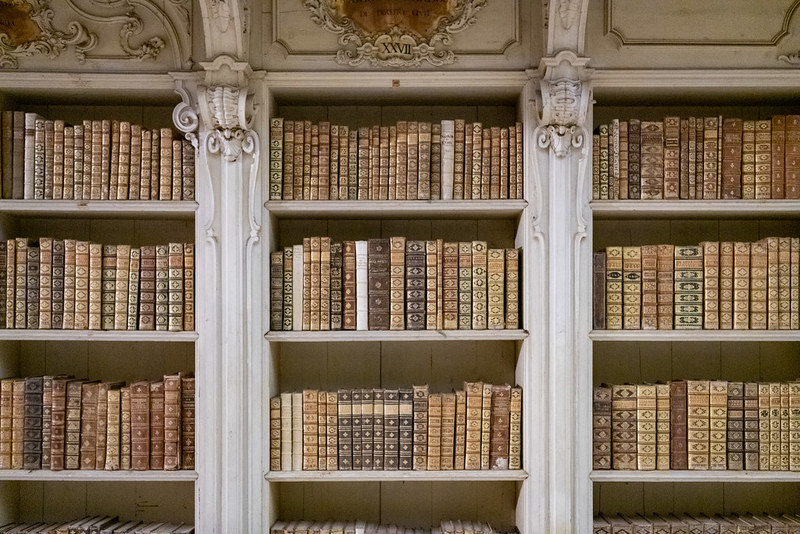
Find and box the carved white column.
[532,49,593,533]
[173,53,261,533]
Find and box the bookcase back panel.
[17,341,195,383]
[277,341,519,392]
[275,480,517,529]
[18,480,194,524]
[274,105,518,129]
[594,341,800,385]
[594,481,800,516]
[10,105,178,132]
[276,219,518,250]
[13,218,194,247]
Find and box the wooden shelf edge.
[591,200,800,219]
[264,200,527,219]
[0,200,198,217]
[589,330,800,342]
[265,470,528,482]
[590,470,800,483]
[0,470,198,481]
[0,330,198,342]
[265,330,528,342]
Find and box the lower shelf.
[265,470,528,482]
[591,470,800,482]
[0,470,198,481]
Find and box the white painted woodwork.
[266,471,528,482]
[592,200,800,219]
[264,201,527,220]
[265,331,528,343]
[0,201,197,219]
[591,471,800,483]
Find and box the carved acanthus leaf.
[118,9,165,60]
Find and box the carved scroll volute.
[536,50,592,158]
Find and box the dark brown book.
[49,377,70,471]
[149,381,165,470]
[772,115,786,199]
[343,240,356,330]
[1,111,12,198]
[405,240,426,330]
[418,122,431,200]
[489,384,511,469]
[51,239,64,329]
[786,115,800,199]
[65,379,83,469]
[727,381,744,470]
[270,251,283,331]
[500,126,509,199]
[11,111,24,199]
[412,384,428,470]
[22,376,43,469]
[130,381,150,470]
[101,245,117,331]
[398,388,413,470]
[663,116,680,199]
[593,385,612,470]
[26,242,40,329]
[181,375,195,469]
[138,245,156,330]
[593,251,606,330]
[360,388,373,469]
[722,118,743,199]
[269,117,283,200]
[80,381,99,469]
[367,238,390,330]
[431,123,442,199]
[41,375,53,469]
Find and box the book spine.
[95,382,109,470]
[140,129,152,200]
[171,139,182,200]
[719,241,734,329]
[406,121,419,200]
[636,384,657,470]
[49,378,68,471]
[62,125,74,200]
[291,392,302,470]
[489,384,511,469]
[592,134,600,200]
[33,115,46,199]
[101,244,117,330]
[119,121,133,200]
[317,390,327,470]
[417,122,431,200]
[10,380,22,468]
[127,247,140,331]
[663,116,680,199]
[743,382,759,470]
[458,242,472,330]
[114,244,131,331]
[270,251,284,332]
[770,383,781,470]
[687,380,710,470]
[463,122,473,199]
[727,381,744,470]
[38,237,52,329]
[742,120,756,199]
[426,392,441,471]
[783,382,791,471]
[350,389,362,469]
[89,120,102,200]
[611,384,637,470]
[431,123,442,200]
[618,120,629,200]
[480,128,492,200]
[51,240,64,329]
[129,124,142,199]
[26,242,40,329]
[52,120,64,199]
[669,380,688,470]
[330,242,343,330]
[155,244,169,331]
[61,379,83,470]
[792,238,800,329]
[471,241,488,330]
[149,381,165,470]
[281,120,294,200]
[343,241,356,330]
[515,123,523,199]
[425,240,438,330]
[105,387,121,470]
[464,382,482,470]
[786,115,800,199]
[368,238,390,330]
[674,245,703,330]
[119,385,131,470]
[327,391,338,470]
[337,389,352,470]
[22,376,43,469]
[138,246,156,330]
[279,392,291,470]
[0,112,12,199]
[755,119,772,199]
[383,389,398,470]
[593,251,606,330]
[405,240,426,330]
[4,239,12,329]
[440,120,455,200]
[480,383,494,470]
[13,238,27,329]
[329,124,339,200]
[640,245,658,329]
[733,242,752,329]
[355,240,368,331]
[88,243,103,330]
[398,389,413,470]
[443,242,459,330]
[605,246,623,330]
[759,382,771,470]
[778,237,791,329]
[293,244,303,331]
[412,385,428,470]
[81,119,92,200]
[361,389,374,469]
[702,241,720,329]
[487,248,505,330]
[159,128,173,200]
[454,389,467,470]
[790,381,800,471]
[339,125,349,200]
[722,118,743,199]
[321,237,332,331]
[703,117,719,199]
[709,380,728,470]
[0,380,12,469]
[109,120,120,200]
[79,382,98,469]
[453,119,465,200]
[130,381,150,470]
[389,237,405,331]
[766,237,780,331]
[150,127,160,200]
[610,119,619,200]
[505,248,520,330]
[688,117,697,199]
[180,376,195,469]
[474,123,486,200]
[628,118,641,199]
[678,119,688,199]
[655,383,670,470]
[598,124,609,199]
[622,246,642,330]
[270,118,284,200]
[440,392,455,470]
[640,121,664,199]
[310,122,321,200]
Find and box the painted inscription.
[330,0,456,38]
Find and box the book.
[611,384,637,470]
[686,380,710,470]
[80,381,99,469]
[779,237,791,329]
[159,128,173,200]
[719,241,734,329]
[655,383,670,470]
[14,237,28,329]
[709,380,728,470]
[431,123,442,199]
[669,380,687,469]
[733,242,751,330]
[663,116,680,199]
[317,390,327,470]
[489,384,511,469]
[471,241,488,330]
[65,379,83,469]
[38,237,52,329]
[293,243,304,331]
[426,240,438,330]
[140,129,152,200]
[755,119,772,199]
[598,124,609,199]
[129,123,142,199]
[742,120,756,199]
[164,374,182,471]
[389,237,405,330]
[702,241,720,329]
[593,385,612,470]
[412,385,428,470]
[49,377,69,471]
[605,246,623,330]
[622,246,641,329]
[636,384,656,470]
[458,242,472,330]
[302,389,318,470]
[440,392,455,470]
[453,119,465,199]
[673,245,703,330]
[22,376,43,469]
[509,386,522,470]
[26,241,40,329]
[326,391,338,471]
[149,381,165,470]
[88,242,103,330]
[337,389,352,470]
[750,239,768,329]
[759,382,771,470]
[309,237,320,330]
[640,121,664,199]
[351,388,362,469]
[180,375,195,470]
[505,248,519,330]
[51,239,64,329]
[125,247,140,331]
[155,244,169,331]
[727,381,744,470]
[120,385,131,470]
[787,115,800,199]
[283,247,294,331]
[426,392,441,470]
[0,380,12,469]
[627,118,641,199]
[138,245,156,330]
[95,382,109,470]
[343,241,356,330]
[130,381,150,470]
[487,248,505,330]
[367,238,390,330]
[405,240,426,330]
[743,381,760,470]
[464,382,482,470]
[330,242,343,330]
[101,244,117,330]
[105,385,122,470]
[640,245,658,329]
[355,240,368,331]
[703,117,719,199]
[455,389,467,470]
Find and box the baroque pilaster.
[172,50,261,533]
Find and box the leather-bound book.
[326,391,338,471]
[674,245,703,330]
[149,128,160,199]
[489,384,511,470]
[515,125,525,199]
[51,239,64,329]
[742,120,756,199]
[281,120,294,200]
[490,126,502,199]
[427,393,442,471]
[727,381,744,470]
[437,239,444,329]
[755,119,772,199]
[154,244,169,331]
[640,245,658,330]
[171,138,182,199]
[26,241,40,329]
[758,382,771,470]
[137,245,156,330]
[463,382,482,470]
[114,244,131,331]
[394,121,407,200]
[28,114,46,199]
[611,384,637,470]
[120,385,131,470]
[100,244,117,331]
[702,117,719,199]
[786,115,800,199]
[38,237,52,329]
[686,379,710,470]
[593,385,612,470]
[743,382,759,470]
[598,124,609,199]
[129,124,142,199]
[329,124,339,200]
[370,125,379,199]
[302,389,318,470]
[678,118,689,198]
[383,388,399,470]
[367,238,390,330]
[4,239,12,329]
[750,239,768,330]
[440,392,455,470]
[308,237,321,330]
[789,381,800,471]
[62,125,74,200]
[163,374,182,471]
[592,251,606,330]
[52,119,64,199]
[605,246,623,330]
[351,388,362,469]
[441,120,455,200]
[709,380,728,470]
[453,119,465,199]
[779,237,791,329]
[317,390,327,471]
[509,386,522,470]
[105,385,121,470]
[405,240,426,330]
[510,125,519,198]
[337,389,352,470]
[721,118,743,199]
[781,383,790,470]
[471,241,488,330]
[701,241,720,329]
[39,376,52,469]
[80,119,92,199]
[271,251,284,330]
[49,377,69,471]
[389,237,405,331]
[412,385,428,470]
[417,122,431,200]
[343,241,356,330]
[79,381,99,469]
[398,388,413,470]
[282,247,294,331]
[330,242,343,330]
[443,242,459,330]
[505,248,520,330]
[64,379,83,469]
[302,121,312,199]
[487,248,505,330]
[117,121,132,200]
[454,389,467,470]
[95,382,116,470]
[371,389,383,470]
[791,238,799,329]
[149,381,165,470]
[10,111,24,199]
[669,380,688,470]
[636,384,657,471]
[87,242,103,330]
[130,381,150,470]
[640,121,664,199]
[769,383,781,471]
[89,119,103,200]
[480,128,491,200]
[127,247,141,331]
[767,237,780,330]
[610,120,619,200]
[425,240,438,330]
[180,375,195,469]
[618,120,629,200]
[627,118,641,199]
[279,392,291,470]
[10,379,23,469]
[109,120,120,199]
[0,112,12,198]
[309,122,320,200]
[431,123,442,199]
[291,121,304,199]
[719,242,734,329]
[622,246,641,330]
[687,117,697,199]
[14,238,28,329]
[140,129,152,200]
[655,383,670,470]
[22,376,43,469]
[355,240,368,331]
[663,117,680,199]
[463,122,473,199]
[406,121,419,200]
[268,118,283,200]
[458,242,472,329]
[158,128,173,200]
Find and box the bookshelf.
[261,70,538,533]
[0,72,198,528]
[587,70,800,529]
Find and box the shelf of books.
[0,80,198,528]
[587,89,800,530]
[261,72,534,533]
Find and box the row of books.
[268,118,524,201]
[271,520,506,534]
[592,114,800,200]
[0,111,194,201]
[594,513,800,534]
[269,383,522,472]
[593,380,800,472]
[269,238,520,332]
[0,374,195,471]
[0,517,194,534]
[592,238,800,330]
[0,239,194,331]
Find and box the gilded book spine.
[282,120,294,200]
[687,380,710,470]
[138,246,156,330]
[703,117,719,199]
[339,125,350,200]
[412,385,428,470]
[383,389,398,470]
[786,115,800,199]
[709,380,728,470]
[598,124,609,199]
[183,244,194,332]
[326,391,338,470]
[628,119,641,199]
[65,380,83,469]
[329,124,339,200]
[593,385,612,470]
[395,122,407,201]
[330,242,343,331]
[105,386,121,470]
[727,381,744,470]
[721,118,743,199]
[454,389,467,470]
[88,243,103,330]
[302,389,318,470]
[101,245,116,330]
[743,382,759,470]
[505,248,519,330]
[38,237,52,329]
[751,239,769,330]
[791,238,799,329]
[149,381,165,470]
[270,251,283,331]
[487,249,505,330]
[702,241,720,329]
[622,246,642,329]
[309,237,319,330]
[778,237,791,329]
[154,245,169,331]
[640,121,664,199]
[398,389,413,470]
[425,241,438,330]
[431,123,442,199]
[789,381,800,471]
[593,251,606,330]
[140,129,152,200]
[619,120,629,200]
[440,392,455,470]
[318,122,330,200]
[458,242,472,330]
[180,376,194,470]
[22,376,43,469]
[655,383,670,470]
[317,390,327,470]
[79,382,99,469]
[74,241,89,330]
[118,122,132,200]
[120,385,131,470]
[181,139,194,201]
[159,128,173,200]
[605,246,623,330]
[367,238,390,330]
[418,122,431,200]
[641,245,658,329]
[320,237,330,331]
[389,237,405,331]
[472,123,484,200]
[755,119,772,200]
[769,239,781,331]
[443,242,459,330]
[636,384,657,471]
[769,383,781,470]
[674,245,703,330]
[280,392,292,470]
[114,245,131,331]
[4,240,12,329]
[10,380,22,468]
[343,241,356,330]
[405,240,426,330]
[440,120,454,200]
[719,241,734,329]
[464,382,482,470]
[669,380,687,470]
[51,239,64,329]
[471,241,488,330]
[26,242,40,329]
[426,393,441,470]
[453,119,465,199]
[489,384,511,469]
[733,242,751,330]
[663,116,680,199]
[742,120,756,199]
[337,389,352,470]
[611,384,637,470]
[759,382,771,470]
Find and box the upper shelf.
[0,330,197,342]
[265,330,528,343]
[590,470,800,483]
[0,200,197,220]
[0,469,198,482]
[591,200,800,220]
[265,200,527,220]
[590,330,800,342]
[265,469,528,482]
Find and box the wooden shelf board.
[265,330,528,342]
[265,200,527,219]
[590,470,800,483]
[0,200,197,219]
[0,330,198,342]
[0,470,198,481]
[265,470,528,482]
[590,330,800,342]
[591,200,800,219]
